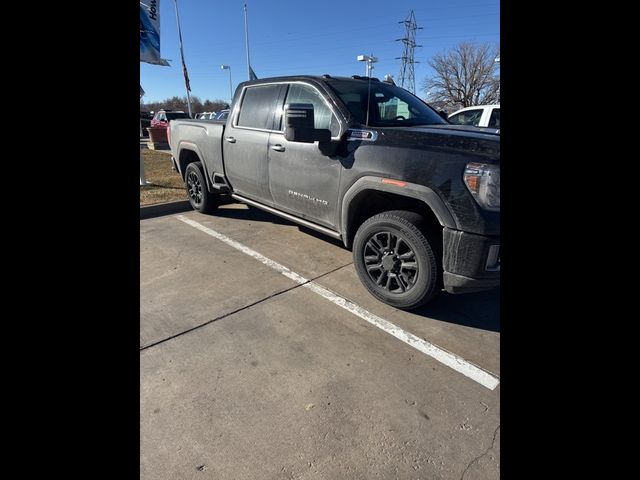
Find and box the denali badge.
[347,129,378,141]
[288,190,328,206]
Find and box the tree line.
[140,96,229,116]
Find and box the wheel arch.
[340,176,457,249]
[177,142,213,192]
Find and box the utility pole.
[396,10,422,94]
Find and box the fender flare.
[340,175,458,247]
[176,141,214,192]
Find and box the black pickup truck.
[169,75,500,309]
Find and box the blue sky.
[140,0,499,104]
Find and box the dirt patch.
[140,150,187,206]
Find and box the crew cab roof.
[237,75,383,87]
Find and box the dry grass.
[140,150,187,206]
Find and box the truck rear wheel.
[353,210,440,310]
[185,162,218,213]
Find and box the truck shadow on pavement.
[413,288,500,333]
[213,199,346,248]
[211,201,500,333]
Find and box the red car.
[150,110,190,128]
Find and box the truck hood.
[412,124,500,136]
[377,124,500,160]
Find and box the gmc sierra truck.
[169,75,500,309]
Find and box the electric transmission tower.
[396,10,423,94]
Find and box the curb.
[140,146,172,154]
[140,200,192,220]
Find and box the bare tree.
[422,42,499,111]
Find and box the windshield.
[327,80,447,127]
[166,112,189,120]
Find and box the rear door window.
[236,85,281,130]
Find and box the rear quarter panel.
[170,120,226,179]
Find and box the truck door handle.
[271,144,285,152]
[225,136,236,143]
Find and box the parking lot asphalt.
[141,201,500,479]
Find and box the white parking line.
[176,215,500,390]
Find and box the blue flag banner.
[140,1,169,66]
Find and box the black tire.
[185,162,218,213]
[353,210,440,310]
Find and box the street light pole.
[221,65,233,104]
[357,54,378,77]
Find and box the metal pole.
[244,3,251,80]
[228,67,233,103]
[140,147,151,186]
[174,0,192,117]
[367,54,377,78]
[494,56,500,101]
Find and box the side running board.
[231,194,342,240]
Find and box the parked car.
[151,110,190,128]
[195,112,215,119]
[140,117,151,137]
[169,75,499,309]
[448,104,500,129]
[214,109,229,120]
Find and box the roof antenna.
[365,75,372,127]
[356,53,377,126]
[365,53,375,127]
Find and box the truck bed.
[169,119,226,179]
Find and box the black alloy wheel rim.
[363,231,419,294]
[187,171,203,205]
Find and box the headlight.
[463,162,500,211]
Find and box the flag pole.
[244,3,251,80]
[174,0,193,117]
[140,86,150,186]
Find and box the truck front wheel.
[185,162,218,213]
[353,210,440,310]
